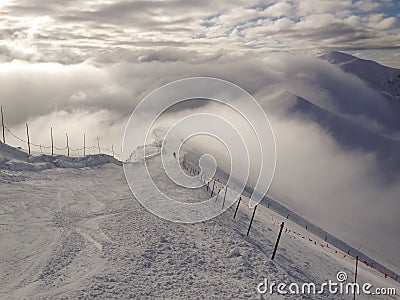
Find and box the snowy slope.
[320,51,400,103]
[1,149,398,299]
[0,141,121,171]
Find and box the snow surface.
[1,147,399,299]
[320,51,400,103]
[0,141,121,171]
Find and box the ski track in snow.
[0,160,399,299]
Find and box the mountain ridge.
[320,51,400,103]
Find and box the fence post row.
[198,171,399,283]
[0,108,123,158]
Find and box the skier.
[173,151,176,159]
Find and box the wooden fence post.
[66,133,69,157]
[233,196,242,219]
[51,127,54,156]
[1,105,5,144]
[211,180,216,197]
[354,256,359,300]
[222,186,228,209]
[272,222,285,260]
[26,123,30,155]
[215,189,221,202]
[246,205,258,236]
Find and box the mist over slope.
[289,94,400,176]
[320,51,400,103]
[269,54,400,273]
[1,52,400,274]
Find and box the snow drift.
[0,141,121,171]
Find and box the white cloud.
[265,2,294,17]
[295,13,337,29]
[374,17,397,30]
[353,0,381,12]
[296,0,352,15]
[0,0,398,62]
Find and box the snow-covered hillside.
[320,51,400,103]
[0,141,121,171]
[278,53,400,175]
[1,145,398,299]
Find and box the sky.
[0,0,399,66]
[1,0,400,273]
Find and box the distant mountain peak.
[319,51,400,102]
[319,51,358,65]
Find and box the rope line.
[3,125,121,158]
[183,161,400,285]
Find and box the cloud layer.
[0,0,399,64]
[1,52,399,272]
